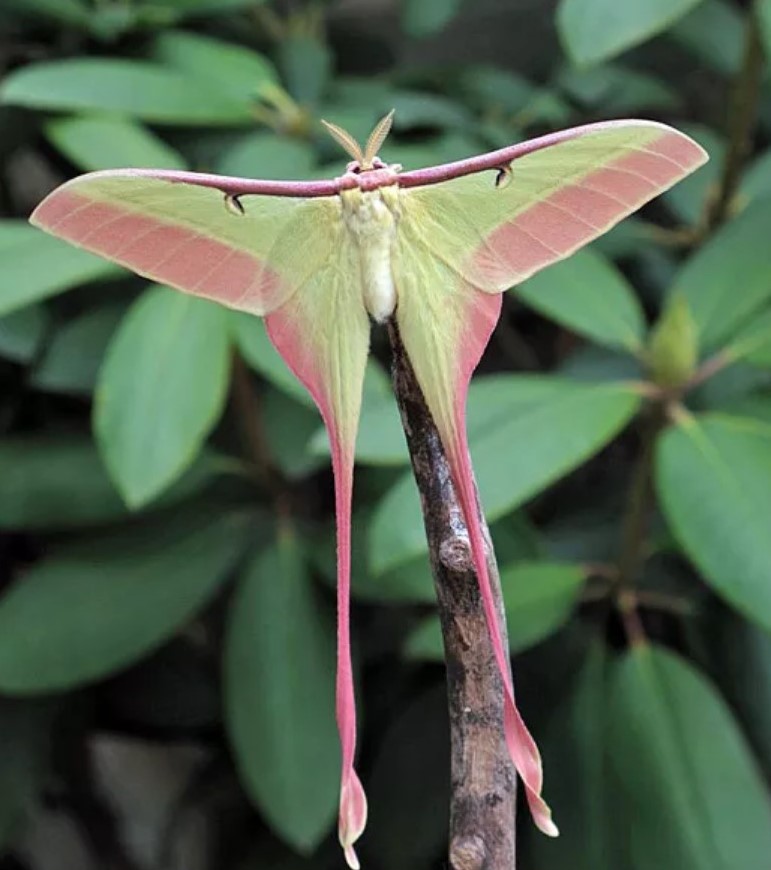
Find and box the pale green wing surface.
[30,172,339,315]
[401,122,706,292]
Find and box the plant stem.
[615,404,666,646]
[705,3,765,230]
[387,319,517,870]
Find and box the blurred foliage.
[0,0,770,868]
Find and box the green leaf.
[667,0,744,76]
[32,303,125,395]
[390,90,472,130]
[672,199,771,350]
[0,305,48,363]
[0,699,57,850]
[45,115,187,171]
[224,536,338,852]
[278,35,332,108]
[0,435,127,528]
[657,412,771,631]
[724,307,771,367]
[1,59,253,126]
[713,611,771,775]
[716,394,771,426]
[556,63,680,113]
[0,222,120,317]
[380,132,480,173]
[95,286,230,507]
[558,345,643,383]
[515,249,645,353]
[313,513,436,604]
[459,66,573,125]
[401,0,463,37]
[358,554,434,603]
[692,360,771,410]
[530,642,612,870]
[0,510,251,692]
[406,562,585,660]
[1,0,89,26]
[760,0,771,59]
[261,387,326,480]
[740,148,771,206]
[215,133,316,180]
[557,0,704,66]
[591,216,655,260]
[0,434,218,529]
[152,30,278,103]
[141,0,260,18]
[371,376,641,573]
[607,645,771,869]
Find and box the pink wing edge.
[29,181,293,312]
[264,308,368,870]
[399,288,559,835]
[469,124,708,290]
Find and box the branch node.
[439,534,474,573]
[450,835,487,870]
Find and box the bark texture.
[387,319,517,870]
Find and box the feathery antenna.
[363,109,395,167]
[321,110,396,168]
[320,119,364,164]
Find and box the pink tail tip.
[503,690,558,838]
[526,786,559,837]
[339,769,368,869]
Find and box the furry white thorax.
[340,187,400,323]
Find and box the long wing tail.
[265,251,370,869]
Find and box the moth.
[30,111,707,868]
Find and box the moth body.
[341,186,400,323]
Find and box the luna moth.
[30,111,706,868]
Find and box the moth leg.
[224,193,246,216]
[494,163,513,189]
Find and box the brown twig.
[683,351,733,391]
[386,319,517,870]
[614,405,668,646]
[704,3,766,231]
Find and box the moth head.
[321,109,395,173]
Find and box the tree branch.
[705,3,765,230]
[386,319,517,870]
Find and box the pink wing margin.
[265,301,369,870]
[443,349,557,835]
[28,170,342,315]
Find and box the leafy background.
[0,0,770,868]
